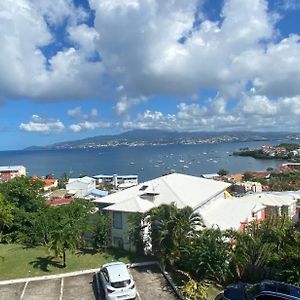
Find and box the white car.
[99,262,137,300]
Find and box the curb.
[0,268,99,286]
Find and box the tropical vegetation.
[0,176,299,300]
[128,203,300,299]
[0,176,110,268]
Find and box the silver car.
[99,262,137,300]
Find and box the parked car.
[99,262,137,300]
[223,281,300,300]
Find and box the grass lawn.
[0,243,138,280]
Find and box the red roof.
[42,178,58,186]
[250,172,270,178]
[46,198,74,206]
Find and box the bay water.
[0,140,288,182]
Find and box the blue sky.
[0,0,300,150]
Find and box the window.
[101,268,109,282]
[113,237,124,248]
[113,212,123,229]
[111,280,131,288]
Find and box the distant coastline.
[23,129,300,151]
[233,143,300,162]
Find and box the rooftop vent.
[139,185,148,191]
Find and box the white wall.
[110,211,136,251]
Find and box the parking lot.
[0,272,98,300]
[0,264,179,300]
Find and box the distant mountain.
[24,129,299,150]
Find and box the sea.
[0,140,290,182]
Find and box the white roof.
[104,196,155,213]
[240,192,297,207]
[98,173,231,213]
[68,176,95,185]
[265,191,300,199]
[199,191,297,231]
[201,173,219,179]
[0,165,25,171]
[117,182,138,189]
[198,196,266,231]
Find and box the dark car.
[223,281,300,300]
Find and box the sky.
[1,0,300,150]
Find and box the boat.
[179,159,185,163]
[130,162,135,165]
[183,165,189,169]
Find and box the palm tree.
[230,222,275,282]
[49,223,78,268]
[148,203,203,268]
[180,227,232,284]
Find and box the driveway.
[130,264,179,300]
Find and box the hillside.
[24,129,298,150]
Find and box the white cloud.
[69,121,111,132]
[90,108,98,118]
[275,0,300,11]
[32,0,88,27]
[19,115,65,133]
[68,124,82,133]
[67,106,99,120]
[0,0,104,101]
[90,0,275,99]
[67,106,109,132]
[115,96,147,115]
[1,0,300,133]
[67,24,100,56]
[239,95,278,115]
[124,94,300,132]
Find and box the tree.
[179,227,232,284]
[230,223,275,283]
[29,207,57,246]
[93,213,111,250]
[47,199,94,267]
[0,177,45,243]
[128,212,145,254]
[0,193,14,242]
[259,217,300,286]
[0,176,45,212]
[58,172,69,188]
[147,203,203,268]
[218,169,229,176]
[242,172,253,181]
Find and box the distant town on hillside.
[24,129,300,150]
